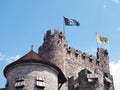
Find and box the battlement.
[2,29,69,90]
[66,46,97,65]
[2,29,114,90]
[44,29,66,42]
[38,30,68,73]
[39,29,110,78]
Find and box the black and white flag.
[64,17,80,26]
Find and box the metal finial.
[31,45,34,51]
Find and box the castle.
[0,30,114,90]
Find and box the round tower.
[4,50,66,90]
[38,30,68,73]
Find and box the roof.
[4,50,67,83]
[17,50,42,61]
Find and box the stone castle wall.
[2,29,114,90]
[38,30,110,76]
[38,29,114,90]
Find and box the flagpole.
[63,16,65,34]
[63,21,65,34]
[96,32,99,48]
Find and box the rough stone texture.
[2,29,114,90]
[38,30,114,90]
[38,30,67,74]
[5,62,58,90]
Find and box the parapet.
[39,30,110,76]
[38,29,68,74]
[66,46,97,68]
[97,48,108,55]
[44,29,66,41]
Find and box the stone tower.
[1,29,114,90]
[97,48,110,74]
[4,50,66,90]
[38,30,68,74]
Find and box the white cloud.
[6,55,20,63]
[0,52,20,63]
[112,0,120,4]
[110,60,120,90]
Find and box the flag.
[96,34,110,44]
[64,17,80,26]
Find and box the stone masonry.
[5,63,58,90]
[1,29,114,90]
[38,29,114,90]
[3,48,66,90]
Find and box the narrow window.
[35,77,45,89]
[15,77,25,88]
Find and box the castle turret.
[38,30,68,73]
[96,48,114,90]
[97,48,110,75]
[4,50,66,90]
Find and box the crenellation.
[41,30,112,79]
[82,52,89,58]
[75,50,82,58]
[46,30,52,35]
[54,29,60,34]
[38,29,68,74]
[2,29,114,90]
[44,29,66,41]
[88,55,96,64]
[66,46,104,71]
[89,55,95,60]
[67,47,75,54]
[44,30,52,40]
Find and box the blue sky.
[0,0,120,89]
